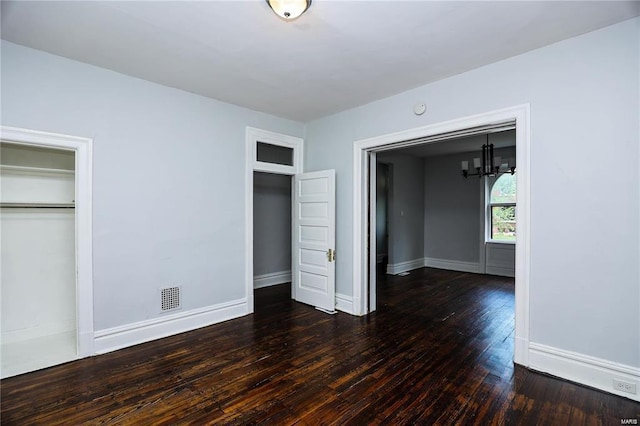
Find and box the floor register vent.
[160,286,181,312]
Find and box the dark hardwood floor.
[2,268,639,424]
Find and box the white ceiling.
[2,1,639,122]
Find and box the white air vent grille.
[161,286,181,312]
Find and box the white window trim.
[487,239,516,245]
[248,127,303,175]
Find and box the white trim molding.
[94,299,248,354]
[335,293,354,314]
[353,104,531,367]
[245,127,303,314]
[424,257,482,274]
[254,270,292,289]
[529,342,640,402]
[386,258,426,275]
[247,127,303,175]
[0,125,94,358]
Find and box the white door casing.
[0,125,94,358]
[352,104,530,367]
[245,127,303,313]
[293,170,336,312]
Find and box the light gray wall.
[1,41,304,331]
[304,18,639,367]
[253,172,291,277]
[424,150,482,263]
[424,142,515,263]
[377,154,425,265]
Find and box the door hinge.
[327,248,336,262]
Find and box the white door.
[293,170,336,312]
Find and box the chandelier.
[461,134,516,179]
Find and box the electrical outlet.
[613,378,637,394]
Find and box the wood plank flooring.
[2,268,639,424]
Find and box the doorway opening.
[245,127,336,314]
[0,126,94,377]
[253,171,293,310]
[353,105,530,366]
[245,127,302,314]
[374,129,516,281]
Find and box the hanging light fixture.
[266,0,312,20]
[461,134,516,179]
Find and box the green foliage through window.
[491,206,516,241]
[490,174,516,203]
[490,174,516,241]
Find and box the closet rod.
[0,202,75,209]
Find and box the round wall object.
[414,103,426,115]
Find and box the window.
[256,141,294,166]
[247,127,302,175]
[489,174,516,241]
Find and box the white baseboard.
[529,342,640,402]
[254,270,291,289]
[386,258,426,275]
[485,265,515,277]
[424,257,482,274]
[335,293,354,314]
[94,298,248,354]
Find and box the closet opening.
[1,142,78,378]
[252,171,293,311]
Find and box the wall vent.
[160,286,181,312]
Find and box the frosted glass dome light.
[266,0,312,20]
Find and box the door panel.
[293,170,336,312]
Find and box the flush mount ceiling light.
[266,0,312,20]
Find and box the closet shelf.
[0,165,75,176]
